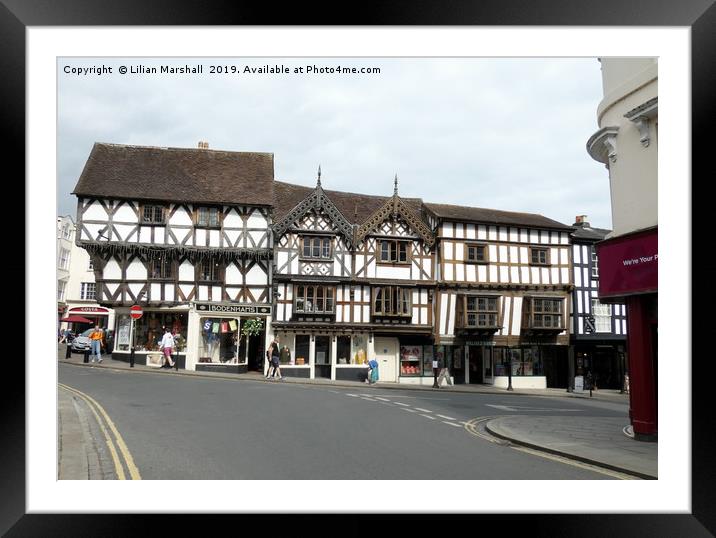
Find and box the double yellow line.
[59,383,142,480]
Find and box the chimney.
[197,141,209,149]
[574,215,590,227]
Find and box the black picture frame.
[5,0,712,535]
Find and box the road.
[59,362,630,480]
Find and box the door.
[374,337,398,383]
[468,346,483,384]
[315,336,331,379]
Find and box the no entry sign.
[130,305,143,319]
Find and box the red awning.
[59,315,94,324]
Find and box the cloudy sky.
[58,57,610,228]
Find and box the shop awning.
[60,315,94,324]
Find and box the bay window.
[373,286,411,317]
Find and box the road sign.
[130,305,143,319]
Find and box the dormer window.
[196,207,220,228]
[301,236,332,260]
[379,239,409,264]
[143,204,165,224]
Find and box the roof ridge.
[95,142,273,156]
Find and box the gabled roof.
[273,181,422,225]
[72,143,275,206]
[272,175,355,244]
[424,203,572,231]
[355,187,435,247]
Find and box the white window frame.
[80,282,97,301]
[58,280,66,302]
[59,248,70,270]
[591,298,611,333]
[591,250,599,278]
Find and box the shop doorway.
[468,346,484,384]
[315,336,331,378]
[244,329,266,372]
[374,337,398,382]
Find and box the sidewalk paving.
[58,386,107,479]
[58,344,655,479]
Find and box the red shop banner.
[596,228,658,298]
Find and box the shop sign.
[465,340,495,346]
[69,306,110,314]
[597,229,657,298]
[196,303,272,315]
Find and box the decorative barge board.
[72,142,276,372]
[426,202,574,389]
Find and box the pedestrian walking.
[437,354,453,387]
[58,328,67,344]
[368,358,379,384]
[159,327,176,368]
[89,325,104,363]
[269,338,283,381]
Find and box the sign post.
[130,306,143,368]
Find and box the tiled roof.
[424,203,572,231]
[72,143,275,206]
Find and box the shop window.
[530,247,550,265]
[196,207,220,228]
[337,336,351,365]
[301,236,332,260]
[492,346,544,376]
[295,335,310,365]
[294,285,335,314]
[523,297,564,329]
[465,243,487,263]
[197,317,243,364]
[132,312,187,352]
[80,282,96,301]
[150,257,173,279]
[400,345,423,376]
[143,204,165,224]
[373,286,411,317]
[379,239,410,264]
[115,315,131,351]
[422,345,434,377]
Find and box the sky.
[58,57,611,229]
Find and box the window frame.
[59,248,70,270]
[372,286,412,317]
[196,258,224,283]
[464,242,488,264]
[377,239,411,265]
[522,297,564,329]
[294,284,336,314]
[591,250,599,278]
[459,295,500,328]
[80,282,97,301]
[142,204,166,224]
[195,206,222,228]
[529,246,550,266]
[591,298,612,333]
[149,256,174,280]
[299,235,333,261]
[58,280,67,302]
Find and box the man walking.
[89,324,104,363]
[160,327,176,368]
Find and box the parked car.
[70,328,95,353]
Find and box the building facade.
[568,215,627,392]
[586,58,658,440]
[57,216,74,328]
[72,142,275,371]
[73,142,575,387]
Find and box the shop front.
[187,302,272,373]
[460,337,568,389]
[270,327,373,381]
[111,306,189,368]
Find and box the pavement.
[57,344,657,479]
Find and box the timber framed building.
[73,142,575,387]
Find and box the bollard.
[65,345,72,359]
[83,349,89,363]
[130,348,135,368]
[174,350,179,371]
